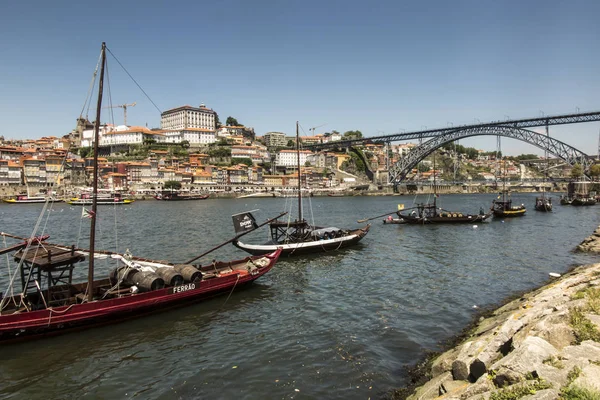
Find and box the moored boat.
[68,192,134,205]
[492,191,526,217]
[534,196,553,212]
[154,192,209,201]
[2,194,63,204]
[0,42,281,343]
[232,122,370,257]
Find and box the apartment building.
[160,104,216,131]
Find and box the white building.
[99,126,161,146]
[276,150,313,167]
[160,104,217,131]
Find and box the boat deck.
[14,244,86,270]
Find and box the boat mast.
[296,121,302,222]
[87,42,106,303]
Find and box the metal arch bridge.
[306,110,600,151]
[388,125,592,184]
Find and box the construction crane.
[103,102,136,125]
[309,123,327,136]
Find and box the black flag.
[232,212,258,234]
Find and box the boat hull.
[492,208,526,217]
[153,195,209,201]
[399,213,492,224]
[233,226,370,256]
[67,199,135,205]
[0,249,281,342]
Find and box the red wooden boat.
[0,43,281,343]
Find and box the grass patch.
[566,366,582,385]
[569,308,600,344]
[572,287,600,314]
[543,356,565,369]
[560,385,600,400]
[489,379,552,400]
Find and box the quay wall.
[392,228,600,400]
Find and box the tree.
[180,140,190,149]
[226,116,241,126]
[163,180,182,191]
[304,161,312,167]
[287,140,295,148]
[589,164,600,178]
[79,147,93,158]
[343,130,363,139]
[570,163,584,178]
[214,113,221,128]
[231,157,252,166]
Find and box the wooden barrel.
[130,271,165,291]
[109,266,136,285]
[173,264,202,282]
[155,267,184,287]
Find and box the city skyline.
[1,0,599,156]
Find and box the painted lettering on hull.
[172,283,196,294]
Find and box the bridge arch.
[388,125,593,183]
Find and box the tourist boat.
[491,190,526,217]
[68,192,134,205]
[2,194,63,204]
[154,191,209,201]
[396,155,492,224]
[232,122,370,256]
[0,43,281,342]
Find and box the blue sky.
[1,0,599,156]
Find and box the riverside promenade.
[395,228,600,399]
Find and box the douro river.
[0,193,598,399]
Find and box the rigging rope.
[106,46,162,114]
[79,50,103,120]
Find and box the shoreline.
[389,228,600,399]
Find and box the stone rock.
[534,322,575,350]
[572,364,600,391]
[431,348,459,378]
[586,313,600,330]
[452,342,475,381]
[535,362,570,388]
[562,340,600,363]
[521,388,560,400]
[491,337,558,385]
[409,372,453,400]
[493,366,525,387]
[440,379,469,397]
[459,375,495,400]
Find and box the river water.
[0,194,598,399]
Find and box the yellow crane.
[103,102,136,125]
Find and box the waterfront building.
[264,132,286,148]
[300,136,322,145]
[275,149,313,168]
[231,145,270,165]
[0,160,21,186]
[160,104,217,131]
[306,152,337,169]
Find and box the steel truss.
[388,126,592,184]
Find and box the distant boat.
[68,192,134,205]
[154,192,209,201]
[534,196,553,212]
[492,191,526,217]
[327,192,345,197]
[2,194,63,204]
[396,155,492,224]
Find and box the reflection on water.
[0,194,598,399]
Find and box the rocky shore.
[393,227,600,400]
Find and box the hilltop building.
[160,104,217,131]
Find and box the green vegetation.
[79,147,93,158]
[343,130,363,140]
[571,163,584,178]
[226,116,242,126]
[207,146,231,158]
[231,157,252,166]
[163,180,181,191]
[508,154,539,161]
[569,308,600,344]
[489,378,552,400]
[542,356,565,369]
[560,385,600,400]
[589,164,600,178]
